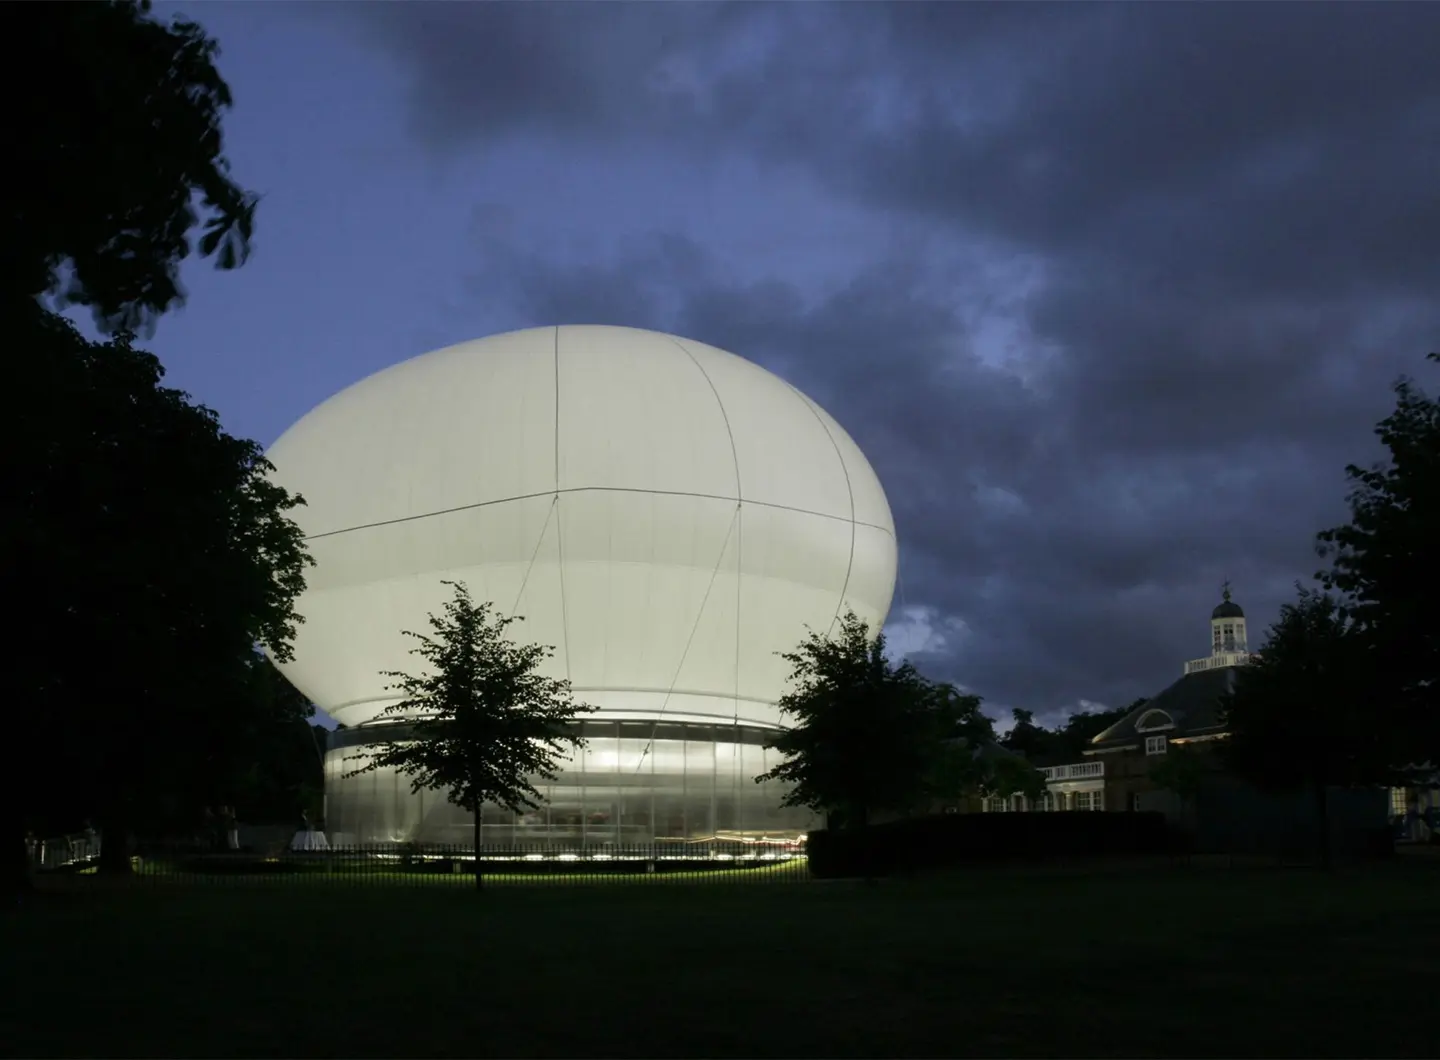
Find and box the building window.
[1135,710,1175,733]
[1390,787,1407,817]
[1145,735,1168,756]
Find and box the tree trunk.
[1315,782,1332,871]
[97,794,134,877]
[97,819,133,876]
[6,823,32,898]
[472,801,483,892]
[854,804,877,885]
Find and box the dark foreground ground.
[4,861,1438,1058]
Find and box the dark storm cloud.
[865,4,1440,290]
[344,3,1440,716]
[339,1,749,148]
[842,3,1440,470]
[462,219,1371,716]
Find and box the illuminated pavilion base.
[323,718,818,849]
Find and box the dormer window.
[1135,709,1175,733]
[1145,735,1169,756]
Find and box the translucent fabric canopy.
[266,325,897,730]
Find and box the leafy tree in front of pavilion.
[123,655,324,843]
[920,682,1039,809]
[346,582,595,890]
[214,654,326,829]
[1219,588,1389,869]
[758,612,939,830]
[1316,351,1440,773]
[12,310,312,878]
[5,0,276,893]
[758,611,1024,828]
[8,0,257,332]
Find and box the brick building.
[982,586,1401,858]
[1080,585,1249,811]
[984,585,1250,813]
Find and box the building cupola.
[1184,582,1252,675]
[1209,581,1247,654]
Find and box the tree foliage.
[1316,352,1440,767]
[1147,744,1210,802]
[1062,701,1141,756]
[1219,589,1386,867]
[979,747,1050,803]
[999,708,1050,760]
[1221,589,1384,790]
[215,654,325,826]
[914,681,995,800]
[4,1,293,893]
[998,702,1133,762]
[11,308,311,868]
[7,0,257,332]
[757,611,1042,827]
[757,612,942,829]
[346,582,593,884]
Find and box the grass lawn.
[4,862,1438,1058]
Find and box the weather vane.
[1221,578,1231,601]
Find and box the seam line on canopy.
[783,385,857,638]
[303,486,892,542]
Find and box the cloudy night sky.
[135,2,1439,728]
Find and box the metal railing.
[1183,651,1252,675]
[1042,761,1105,781]
[36,840,813,888]
[27,831,101,872]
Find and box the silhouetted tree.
[216,655,325,827]
[142,654,322,836]
[1147,744,1210,834]
[1317,352,1440,770]
[996,703,1133,765]
[7,0,256,332]
[920,682,1043,808]
[1220,589,1385,869]
[1000,708,1054,759]
[980,749,1050,806]
[346,582,594,891]
[4,0,271,894]
[12,311,309,879]
[758,611,1015,828]
[1056,702,1136,759]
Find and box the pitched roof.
[1086,665,1240,751]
